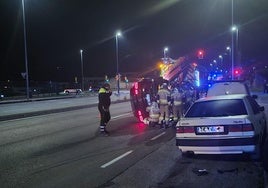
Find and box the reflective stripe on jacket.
[157,89,170,105]
[98,87,112,109]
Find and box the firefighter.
[98,83,112,136]
[157,83,171,127]
[171,87,183,122]
[145,101,160,126]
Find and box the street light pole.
[231,27,235,80]
[226,46,231,78]
[115,31,121,95]
[231,26,238,80]
[164,47,168,63]
[80,49,84,91]
[231,0,234,80]
[21,0,30,100]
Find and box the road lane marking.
[150,132,166,141]
[111,112,132,119]
[101,150,133,168]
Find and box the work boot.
[100,131,109,136]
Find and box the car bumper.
[176,136,258,154]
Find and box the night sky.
[1,0,268,82]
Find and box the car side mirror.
[252,95,258,99]
[260,106,265,112]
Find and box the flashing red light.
[134,82,139,95]
[234,68,242,76]
[137,110,144,122]
[197,50,204,59]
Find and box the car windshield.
[185,99,247,117]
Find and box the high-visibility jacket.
[171,90,182,106]
[98,87,112,110]
[157,88,170,105]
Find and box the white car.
[207,81,251,96]
[63,89,82,94]
[176,94,266,158]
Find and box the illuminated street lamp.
[219,55,223,61]
[226,46,231,77]
[163,47,168,63]
[164,47,168,58]
[80,49,84,91]
[21,0,30,100]
[115,31,121,95]
[231,25,238,80]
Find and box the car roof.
[207,81,250,96]
[197,94,247,102]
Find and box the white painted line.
[111,112,132,119]
[101,150,133,168]
[150,132,166,141]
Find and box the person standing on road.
[98,83,112,136]
[157,83,171,127]
[171,87,183,122]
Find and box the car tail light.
[137,110,144,122]
[134,82,139,95]
[228,123,254,132]
[228,124,242,132]
[242,123,254,132]
[177,126,195,133]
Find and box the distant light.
[164,47,168,52]
[197,50,204,59]
[231,26,238,32]
[116,31,121,37]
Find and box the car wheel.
[251,136,264,161]
[182,151,194,158]
[263,138,268,172]
[250,145,261,161]
[262,126,267,145]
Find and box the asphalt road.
[0,92,268,188]
[0,101,178,188]
[0,91,130,121]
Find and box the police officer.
[98,83,112,136]
[171,87,183,122]
[157,83,171,127]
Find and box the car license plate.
[196,126,224,133]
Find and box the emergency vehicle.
[130,56,199,123]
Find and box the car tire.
[182,151,194,158]
[263,138,268,172]
[262,126,267,145]
[250,146,261,161]
[250,138,264,161]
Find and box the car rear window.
[185,99,247,117]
